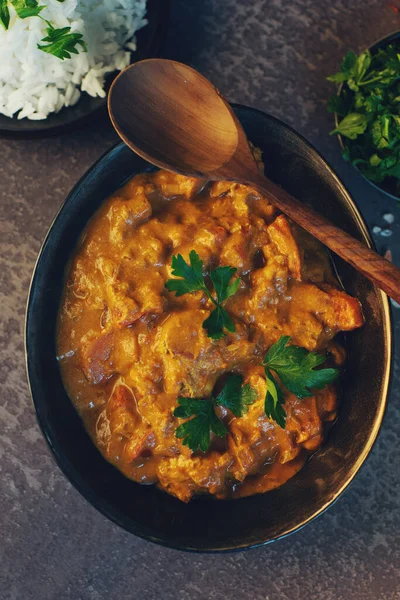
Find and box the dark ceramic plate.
[26,106,392,552]
[0,0,170,139]
[334,30,400,201]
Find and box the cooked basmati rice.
[0,0,147,120]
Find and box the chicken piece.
[94,255,164,328]
[80,331,115,384]
[67,256,107,311]
[280,307,325,351]
[221,339,257,366]
[248,216,302,306]
[97,382,155,463]
[157,309,223,396]
[106,192,152,245]
[95,256,117,282]
[266,215,302,281]
[116,176,156,201]
[105,284,142,328]
[106,259,166,326]
[124,430,156,463]
[250,256,290,306]
[220,230,253,271]
[285,393,324,452]
[282,282,364,350]
[152,171,204,199]
[157,452,232,502]
[317,284,365,330]
[106,381,138,438]
[112,329,140,373]
[80,329,138,384]
[209,181,236,197]
[205,190,249,234]
[124,222,166,267]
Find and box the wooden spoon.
[108,59,400,303]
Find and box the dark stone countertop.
[1,1,400,599]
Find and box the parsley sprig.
[38,21,87,60]
[166,250,240,339]
[0,0,87,61]
[328,46,400,195]
[174,374,257,452]
[173,338,339,452]
[263,336,339,428]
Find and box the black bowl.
[26,105,392,552]
[0,0,170,139]
[334,30,400,201]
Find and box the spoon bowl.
[109,60,242,176]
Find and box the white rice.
[0,0,147,120]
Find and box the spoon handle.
[252,175,400,304]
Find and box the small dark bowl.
[334,30,400,201]
[0,0,170,139]
[26,105,392,552]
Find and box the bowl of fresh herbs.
[328,31,400,199]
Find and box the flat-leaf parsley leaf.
[263,336,339,428]
[37,21,87,60]
[175,398,227,453]
[215,373,258,417]
[174,374,257,452]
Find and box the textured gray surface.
[1,1,400,599]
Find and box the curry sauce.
[57,169,364,502]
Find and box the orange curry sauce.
[57,168,364,502]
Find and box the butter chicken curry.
[57,165,364,502]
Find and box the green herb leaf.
[175,398,227,452]
[166,250,240,339]
[37,22,87,60]
[354,51,371,83]
[165,250,206,296]
[11,0,43,18]
[326,72,348,84]
[202,304,236,339]
[330,112,368,140]
[342,50,358,77]
[264,371,286,429]
[209,266,239,303]
[0,0,10,29]
[327,51,358,84]
[215,373,258,417]
[174,375,257,451]
[263,336,339,401]
[369,153,382,167]
[371,115,391,149]
[11,0,44,18]
[364,94,382,113]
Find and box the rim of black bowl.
[25,106,393,552]
[0,0,171,139]
[333,29,400,202]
